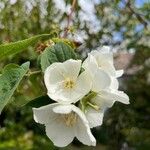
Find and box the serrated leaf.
[0,62,30,113]
[0,34,52,60]
[25,95,53,108]
[40,42,78,72]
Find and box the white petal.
[91,93,115,109]
[116,70,124,78]
[90,50,113,64]
[85,107,104,128]
[73,70,92,102]
[91,50,113,62]
[48,87,83,104]
[112,90,130,104]
[53,104,73,114]
[100,46,111,53]
[44,63,65,92]
[92,69,111,92]
[53,104,96,146]
[72,106,96,146]
[98,90,129,106]
[33,103,59,124]
[75,119,96,146]
[82,54,98,76]
[34,104,75,147]
[46,120,74,147]
[44,59,81,94]
[99,61,116,76]
[47,87,69,103]
[34,103,96,147]
[62,59,81,80]
[90,50,116,76]
[110,77,119,90]
[48,70,92,104]
[47,81,76,103]
[90,50,99,56]
[83,54,112,92]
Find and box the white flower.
[84,105,104,129]
[33,103,96,147]
[44,59,92,104]
[85,89,129,128]
[83,46,116,76]
[82,54,111,92]
[82,49,129,128]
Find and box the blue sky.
[135,0,149,7]
[119,0,149,9]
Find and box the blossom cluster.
[33,46,129,147]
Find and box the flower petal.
[53,104,73,114]
[44,59,81,94]
[47,87,84,104]
[99,61,116,76]
[91,93,115,110]
[46,120,74,147]
[112,90,129,104]
[48,70,92,104]
[92,69,111,92]
[91,49,113,62]
[99,46,111,53]
[110,77,119,90]
[83,54,112,92]
[52,104,96,146]
[72,105,96,146]
[47,87,70,103]
[44,63,65,93]
[89,50,116,76]
[33,103,96,147]
[33,103,59,124]
[98,90,129,106]
[116,70,124,78]
[62,59,82,80]
[34,103,74,147]
[82,54,98,76]
[73,70,92,101]
[75,119,96,146]
[85,107,104,128]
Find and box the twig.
[63,0,77,38]
[125,0,148,29]
[25,70,41,77]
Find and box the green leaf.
[25,95,53,108]
[40,42,78,72]
[0,62,30,113]
[0,34,52,60]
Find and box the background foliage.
[0,0,150,149]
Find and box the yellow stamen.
[64,78,75,89]
[61,112,77,127]
[87,102,100,111]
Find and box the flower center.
[61,112,77,127]
[64,78,75,89]
[80,91,99,112]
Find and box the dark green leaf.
[40,42,78,72]
[25,95,53,108]
[0,34,52,60]
[0,62,30,113]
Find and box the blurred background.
[0,0,150,149]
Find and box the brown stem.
[63,0,77,38]
[125,0,148,29]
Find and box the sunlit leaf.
[0,34,52,60]
[0,62,30,113]
[40,42,78,72]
